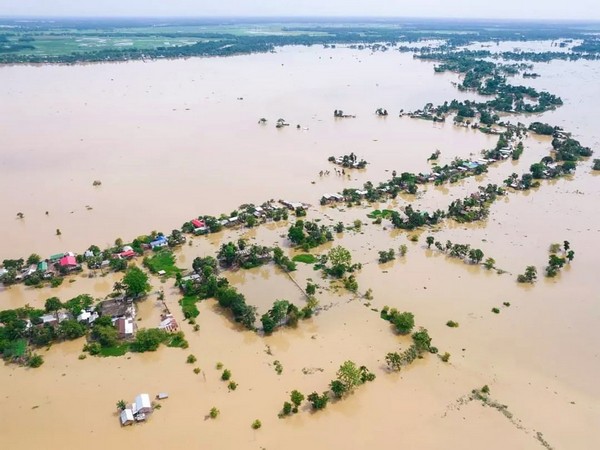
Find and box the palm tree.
[113,282,126,295]
[116,400,126,411]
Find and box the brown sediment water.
[0,44,599,449]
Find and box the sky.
[0,0,599,21]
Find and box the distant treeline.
[1,19,600,64]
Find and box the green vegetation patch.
[5,339,28,358]
[179,295,200,319]
[98,344,130,357]
[292,254,318,264]
[367,209,393,219]
[143,250,181,277]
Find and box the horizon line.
[1,15,600,24]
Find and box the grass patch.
[292,254,318,264]
[98,344,130,357]
[367,209,393,219]
[143,250,182,277]
[179,295,200,319]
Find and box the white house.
[120,409,134,426]
[77,309,99,324]
[133,394,152,415]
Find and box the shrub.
[209,407,220,419]
[274,360,283,375]
[307,392,329,410]
[549,243,561,253]
[440,352,451,362]
[378,249,395,263]
[27,354,44,368]
[193,367,201,374]
[393,312,415,334]
[186,354,197,364]
[251,419,262,429]
[221,369,231,381]
[290,390,304,409]
[282,401,292,416]
[343,275,358,292]
[228,381,238,391]
[492,308,500,314]
[481,385,490,394]
[446,320,459,328]
[216,362,223,370]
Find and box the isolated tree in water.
[123,266,150,298]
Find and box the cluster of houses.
[4,252,82,283]
[279,200,307,211]
[120,393,154,426]
[320,155,497,206]
[328,153,368,169]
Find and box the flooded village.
[1,25,600,450]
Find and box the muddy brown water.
[1,45,599,449]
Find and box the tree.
[426,236,434,248]
[335,360,362,395]
[468,248,484,264]
[330,379,347,398]
[412,328,432,352]
[92,323,119,348]
[561,160,576,172]
[261,314,276,334]
[122,266,150,298]
[393,312,415,334]
[327,246,352,277]
[131,328,166,352]
[282,401,292,415]
[290,390,304,411]
[307,392,329,410]
[58,319,86,340]
[484,257,496,270]
[27,254,41,265]
[44,297,62,315]
[385,352,402,371]
[117,400,127,411]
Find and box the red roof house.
[59,255,77,267]
[119,250,136,259]
[191,219,205,229]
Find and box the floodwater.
[1,44,599,449]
